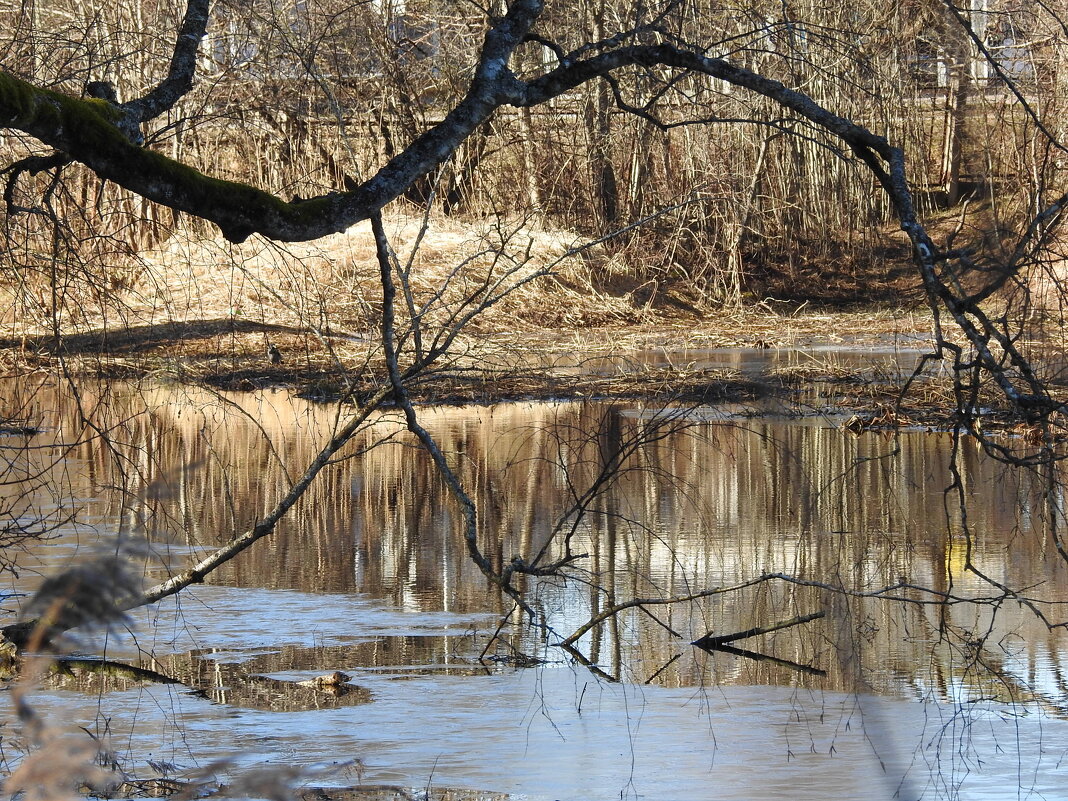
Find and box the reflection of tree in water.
[9,381,1068,704]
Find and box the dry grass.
[103,211,638,337]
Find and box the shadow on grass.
[0,318,300,355]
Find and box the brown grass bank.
[0,210,979,417]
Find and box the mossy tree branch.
[0,0,547,243]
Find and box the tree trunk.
[941,61,970,206]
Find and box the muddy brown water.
[1,363,1067,801]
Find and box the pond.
[1,365,1067,801]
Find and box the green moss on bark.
[130,150,336,240]
[0,71,122,131]
[1,69,338,243]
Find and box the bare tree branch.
[122,0,211,122]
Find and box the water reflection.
[2,377,1067,799]
[554,343,920,376]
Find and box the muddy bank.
[3,284,1062,434]
[0,307,933,399]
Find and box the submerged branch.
[54,657,185,686]
[693,612,826,648]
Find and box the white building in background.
[371,0,407,13]
[199,0,436,77]
[911,0,1039,90]
[988,36,1036,84]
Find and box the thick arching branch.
[0,0,543,242]
[0,36,894,244]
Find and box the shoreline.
[1,305,1035,434]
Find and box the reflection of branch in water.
[959,637,1068,719]
[691,612,826,676]
[693,611,825,648]
[697,643,826,677]
[644,652,683,684]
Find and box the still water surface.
[2,369,1067,800]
